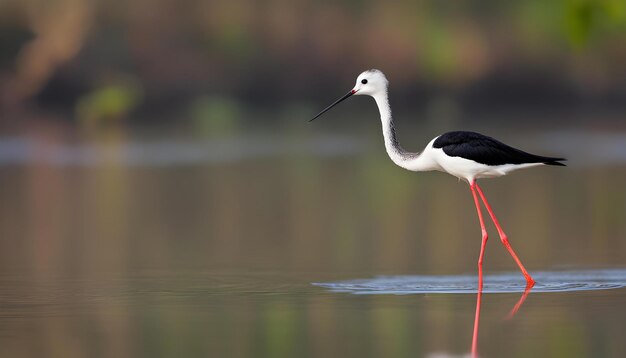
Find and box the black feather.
[433,131,566,166]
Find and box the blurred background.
[1,0,625,126]
[0,0,625,357]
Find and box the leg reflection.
[471,277,483,358]
[471,279,534,357]
[506,283,533,320]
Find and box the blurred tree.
[75,79,142,127]
[0,0,623,123]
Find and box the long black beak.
[309,90,356,122]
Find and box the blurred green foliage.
[0,0,624,125]
[564,0,626,47]
[189,95,242,136]
[75,81,143,126]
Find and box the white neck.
[372,91,420,170]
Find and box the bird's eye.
[361,79,368,84]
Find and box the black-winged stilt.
[310,69,566,288]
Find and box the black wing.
[433,131,566,166]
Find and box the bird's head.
[353,69,389,96]
[310,69,388,122]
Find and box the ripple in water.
[313,269,626,295]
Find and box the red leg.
[475,183,535,287]
[469,181,487,358]
[470,182,488,290]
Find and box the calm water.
[0,123,625,357]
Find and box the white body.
[408,141,543,181]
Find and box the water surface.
[314,269,626,294]
[0,125,625,357]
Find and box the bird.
[310,69,565,288]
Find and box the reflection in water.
[506,285,533,320]
[317,269,626,357]
[471,273,534,358]
[471,284,483,357]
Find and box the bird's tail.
[543,157,567,166]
